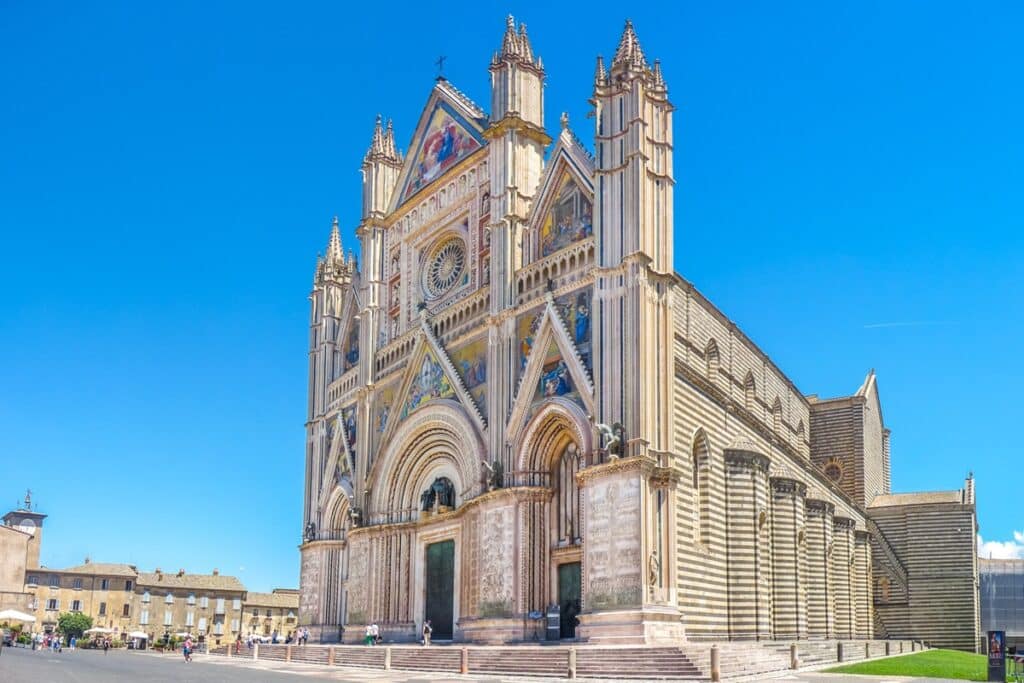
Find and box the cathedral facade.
[299,18,979,649]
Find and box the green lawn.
[826,649,999,681]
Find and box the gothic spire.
[384,119,400,160]
[326,216,344,265]
[501,15,519,57]
[611,19,648,72]
[595,55,607,84]
[363,114,401,166]
[518,22,534,62]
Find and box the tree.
[57,612,93,639]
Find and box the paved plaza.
[0,644,980,683]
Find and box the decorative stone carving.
[346,542,369,624]
[299,549,321,624]
[478,507,514,615]
[585,478,642,609]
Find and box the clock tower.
[3,490,46,569]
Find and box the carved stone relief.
[478,506,514,616]
[584,477,642,609]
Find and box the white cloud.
[978,531,1024,559]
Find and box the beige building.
[23,561,137,634]
[298,16,979,651]
[243,589,300,638]
[0,493,46,612]
[134,569,247,644]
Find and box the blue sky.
[1,2,1021,590]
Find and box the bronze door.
[558,561,581,638]
[425,539,455,640]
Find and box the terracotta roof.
[58,562,138,577]
[136,571,245,592]
[244,591,299,609]
[869,491,964,507]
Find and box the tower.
[591,19,675,458]
[356,115,401,490]
[486,15,550,468]
[304,218,358,531]
[3,489,46,569]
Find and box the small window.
[49,575,60,588]
[125,580,133,591]
[27,575,39,586]
[71,599,82,612]
[122,604,130,617]
[46,599,58,610]
[187,592,195,605]
[265,609,271,618]
[163,611,172,626]
[231,618,240,632]
[252,608,258,617]
[142,590,150,603]
[165,592,173,604]
[200,596,209,609]
[100,579,109,590]
[186,611,194,627]
[98,602,107,616]
[232,598,241,610]
[72,578,83,590]
[140,609,149,625]
[216,598,225,613]
[198,617,207,631]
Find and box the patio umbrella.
[0,609,36,623]
[127,631,148,639]
[84,627,114,634]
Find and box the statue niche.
[420,477,456,512]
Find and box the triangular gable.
[507,296,594,440]
[319,412,354,506]
[392,86,488,208]
[528,135,595,259]
[379,319,487,448]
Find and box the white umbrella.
[0,608,36,623]
[128,631,148,639]
[84,627,114,634]
[173,632,192,638]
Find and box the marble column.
[771,477,807,639]
[804,498,834,638]
[832,517,856,639]
[724,446,772,640]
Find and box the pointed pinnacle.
[501,15,520,57]
[653,59,665,87]
[327,216,344,264]
[518,23,534,62]
[612,18,648,71]
[595,55,607,83]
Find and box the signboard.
[988,630,1006,682]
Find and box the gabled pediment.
[379,316,487,448]
[320,413,354,506]
[507,295,595,441]
[527,130,595,259]
[390,82,488,211]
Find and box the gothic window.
[772,398,783,433]
[423,236,467,300]
[691,431,711,546]
[744,372,756,411]
[554,443,582,545]
[705,339,720,385]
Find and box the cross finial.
[435,55,447,80]
[24,489,31,510]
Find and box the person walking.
[69,635,76,651]
[364,624,373,646]
[103,638,110,654]
[183,636,193,663]
[421,620,432,647]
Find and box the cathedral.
[299,18,980,650]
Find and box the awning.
[0,608,36,622]
[127,631,148,639]
[84,627,115,634]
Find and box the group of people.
[27,633,111,653]
[363,621,434,646]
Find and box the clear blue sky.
[1,2,1021,590]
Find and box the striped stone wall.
[869,497,979,651]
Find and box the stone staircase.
[467,647,570,677]
[575,647,703,680]
[681,642,791,679]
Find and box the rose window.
[423,237,466,299]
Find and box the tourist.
[69,635,76,651]
[364,624,373,646]
[421,620,432,647]
[235,634,242,654]
[183,635,193,663]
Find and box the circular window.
[824,460,843,483]
[423,237,466,299]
